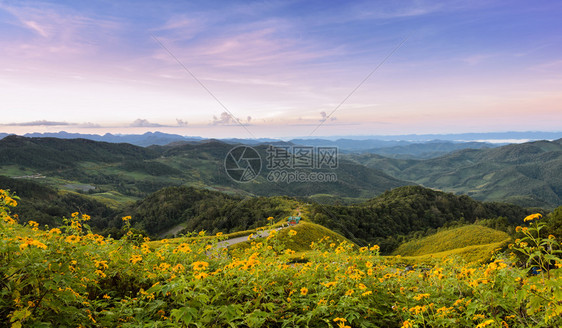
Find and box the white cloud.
[130,119,163,127]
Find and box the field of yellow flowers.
[1,189,561,327]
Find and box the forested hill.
[122,186,301,236]
[307,186,534,252]
[0,175,117,229]
[0,136,410,201]
[119,185,534,253]
[0,135,157,170]
[348,138,562,208]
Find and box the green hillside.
[392,224,511,261]
[307,185,532,252]
[0,136,409,203]
[0,175,118,229]
[228,221,351,253]
[349,138,562,208]
[123,186,301,236]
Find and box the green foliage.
[544,206,562,239]
[1,191,561,327]
[0,175,117,229]
[123,186,300,237]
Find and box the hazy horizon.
[1,1,561,138]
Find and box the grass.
[391,239,511,266]
[228,221,351,253]
[391,224,511,264]
[392,224,510,257]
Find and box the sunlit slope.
[228,221,351,253]
[392,225,511,263]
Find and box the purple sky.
[1,0,561,138]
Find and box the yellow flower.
[476,319,495,328]
[267,216,274,221]
[358,283,367,290]
[402,320,413,328]
[198,230,206,236]
[515,226,522,232]
[194,272,208,280]
[370,245,380,251]
[175,243,192,253]
[300,287,308,295]
[94,260,109,270]
[323,281,337,288]
[192,261,209,271]
[49,228,61,234]
[413,293,430,301]
[130,254,142,264]
[333,318,347,323]
[289,230,297,236]
[524,213,541,222]
[82,214,91,221]
[72,212,79,218]
[103,294,111,299]
[122,216,132,221]
[361,291,372,297]
[94,269,106,278]
[65,235,81,243]
[344,289,354,296]
[216,232,223,237]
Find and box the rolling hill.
[0,136,410,202]
[391,224,511,264]
[348,138,562,208]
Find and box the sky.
[1,0,561,139]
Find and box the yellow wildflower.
[413,293,430,301]
[192,261,209,271]
[130,254,142,264]
[402,320,413,328]
[300,287,308,295]
[65,235,81,244]
[524,213,541,222]
[476,319,495,328]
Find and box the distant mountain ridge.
[3,131,553,158]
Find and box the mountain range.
[3,130,562,157]
[1,134,561,208]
